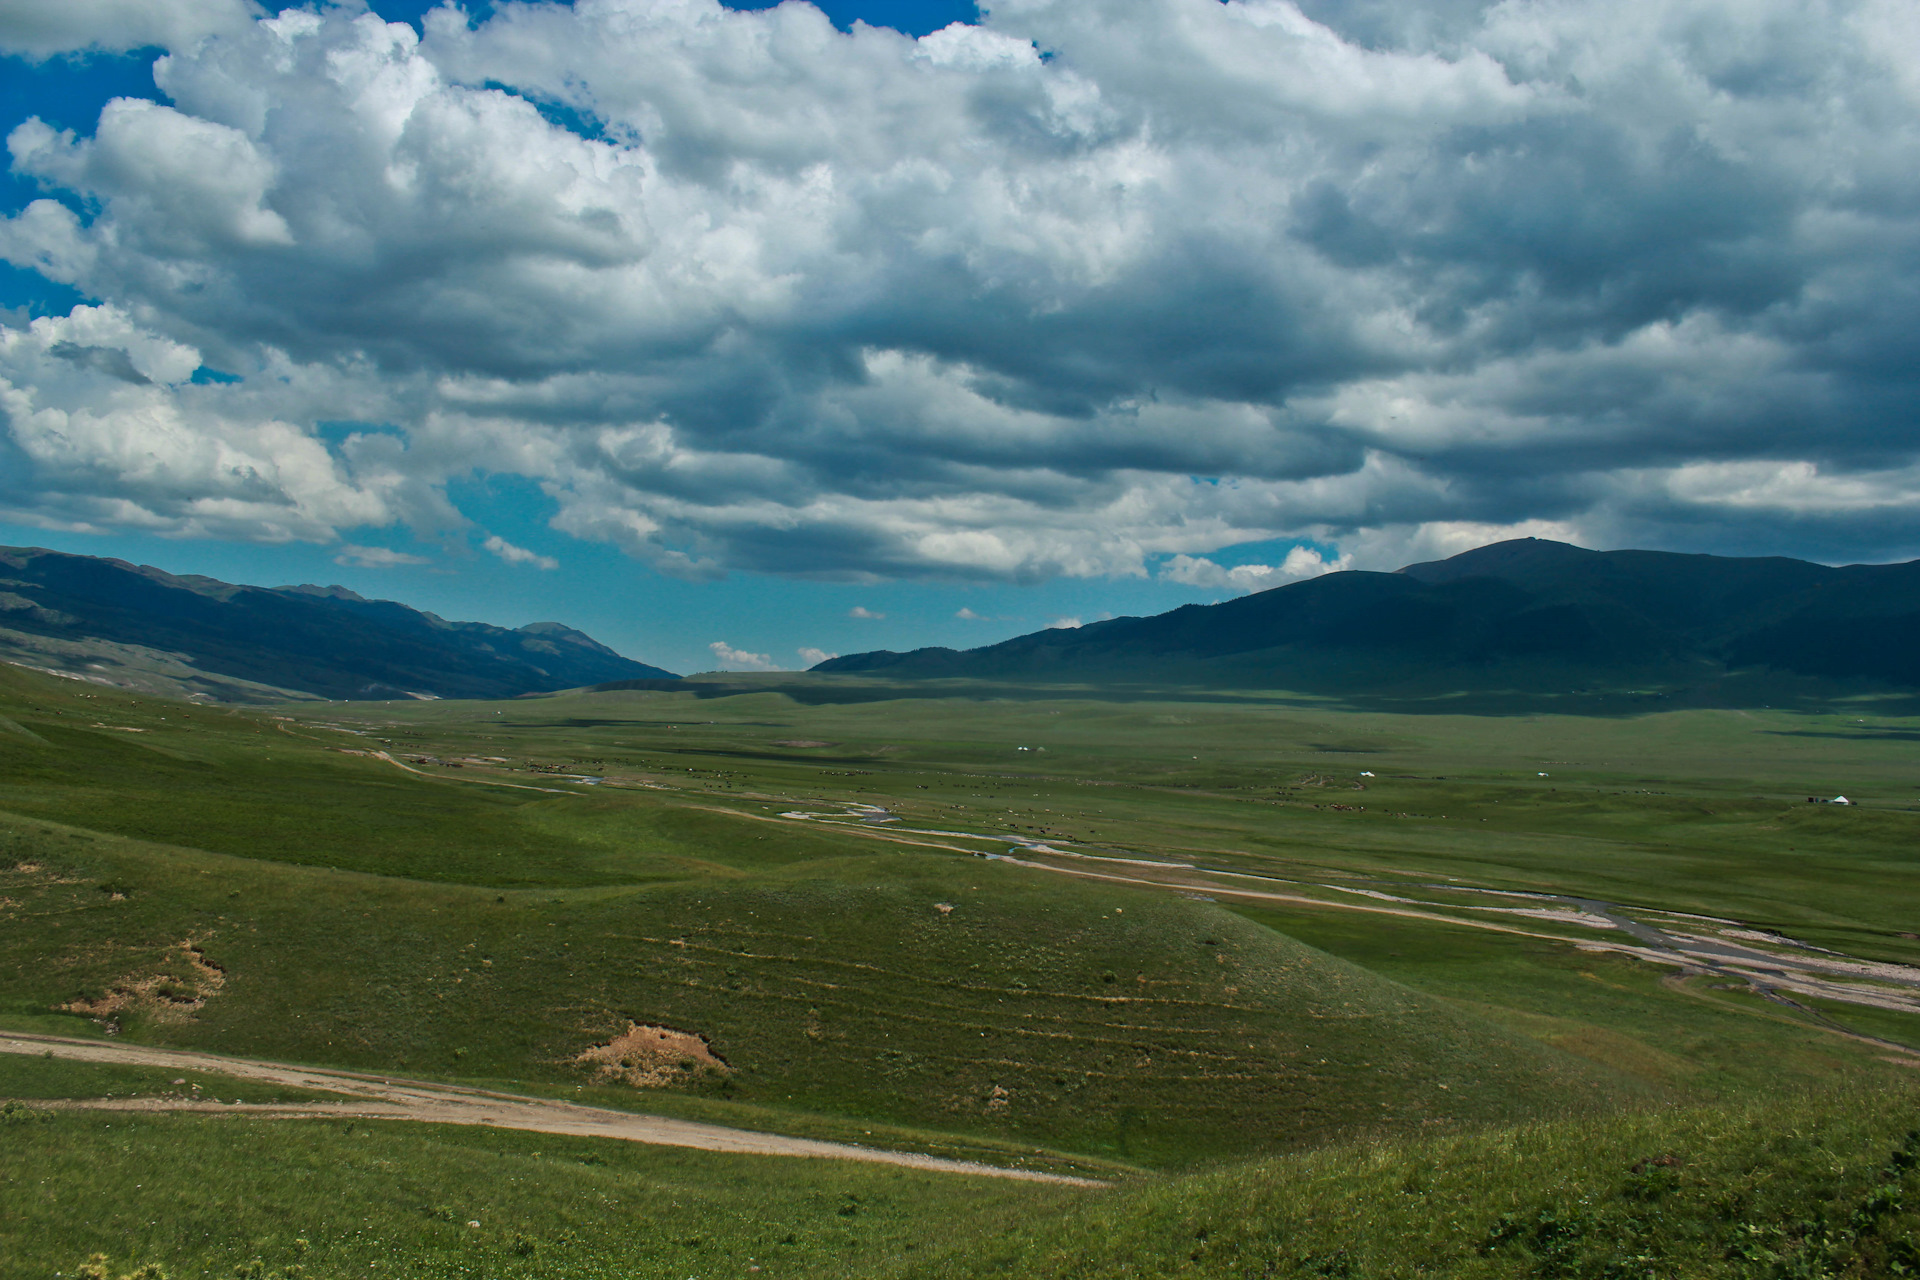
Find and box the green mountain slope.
[816,538,1920,695]
[0,545,675,701]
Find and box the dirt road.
[0,1032,1104,1186]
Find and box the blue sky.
[0,0,1331,673]
[2,0,1917,674]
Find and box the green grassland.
[5,663,1920,1273]
[3,1103,1068,1280]
[0,776,1625,1169]
[11,1081,1920,1279]
[1224,902,1899,1099]
[899,1085,1920,1280]
[0,1048,336,1105]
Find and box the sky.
[1,0,1917,675]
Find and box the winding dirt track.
[0,1032,1103,1187]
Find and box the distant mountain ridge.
[0,545,675,702]
[815,539,1920,693]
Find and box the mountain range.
[816,538,1920,695]
[9,537,1918,706]
[0,545,675,703]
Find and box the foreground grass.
[2,1107,1065,1280]
[0,1050,336,1106]
[13,1086,1920,1280]
[892,1084,1920,1279]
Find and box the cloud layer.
[0,0,259,59]
[4,0,1919,580]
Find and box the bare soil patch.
[61,937,226,1026]
[576,1022,729,1087]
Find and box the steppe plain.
[4,663,1920,1278]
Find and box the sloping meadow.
[0,815,1635,1169]
[0,664,1640,1168]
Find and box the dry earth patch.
[575,1021,730,1087]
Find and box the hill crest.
[0,545,675,702]
[815,539,1920,695]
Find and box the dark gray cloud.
[2,0,1918,582]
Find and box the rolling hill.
[816,538,1920,694]
[0,659,1641,1175]
[0,545,675,702]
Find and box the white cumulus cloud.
[0,0,1917,576]
[1160,545,1352,592]
[334,544,429,569]
[482,535,558,570]
[798,646,838,666]
[708,640,780,671]
[0,0,259,59]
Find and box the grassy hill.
[7,1066,1916,1279]
[0,664,1636,1170]
[891,1086,1920,1279]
